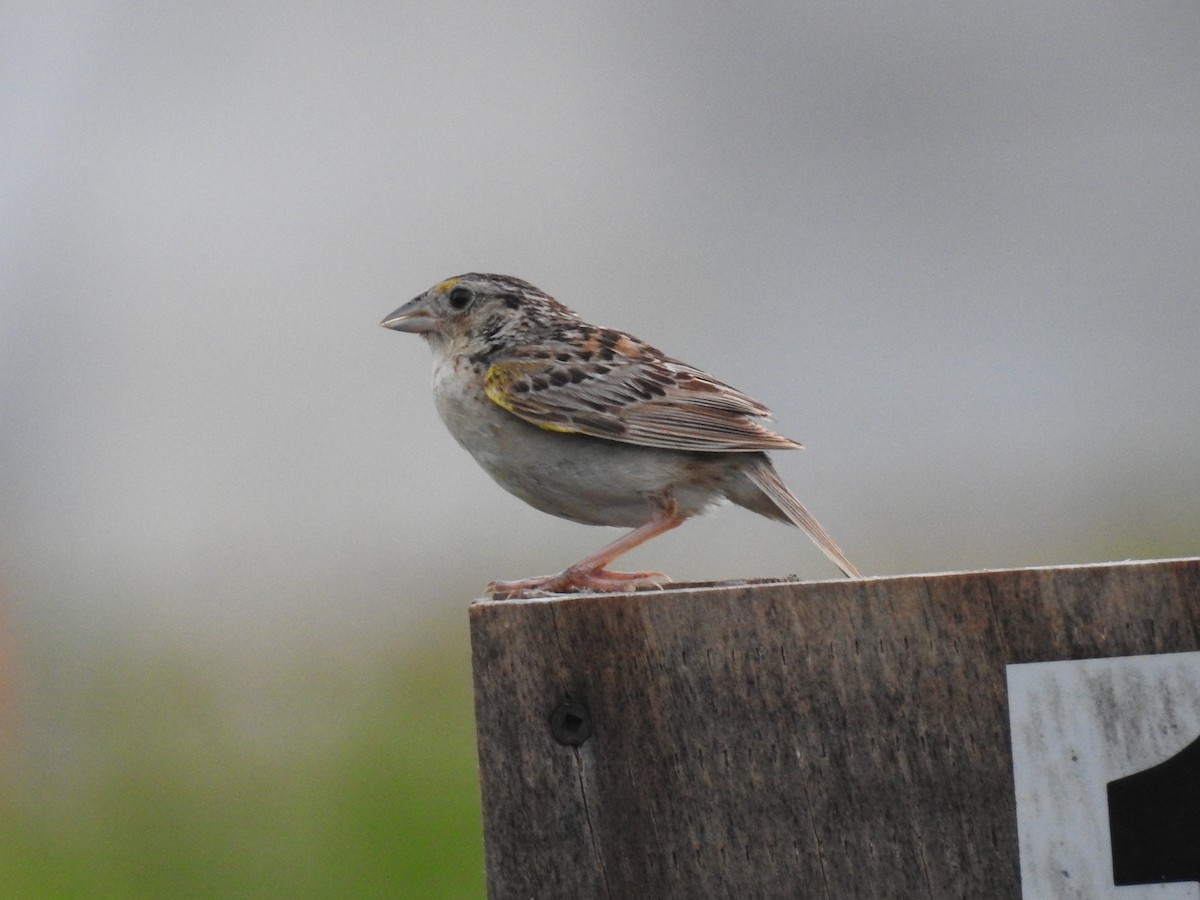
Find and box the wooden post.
[469,558,1200,899]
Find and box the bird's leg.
[487,501,685,598]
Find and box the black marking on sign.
[1108,734,1200,886]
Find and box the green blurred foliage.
[0,616,484,899]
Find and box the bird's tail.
[737,456,863,579]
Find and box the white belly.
[430,357,725,527]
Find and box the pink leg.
[487,502,685,598]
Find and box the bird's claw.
[486,567,671,600]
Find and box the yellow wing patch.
[484,362,579,434]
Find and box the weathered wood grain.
[469,558,1200,899]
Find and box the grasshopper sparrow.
[382,273,862,596]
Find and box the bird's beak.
[381,295,438,334]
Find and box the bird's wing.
[483,334,801,453]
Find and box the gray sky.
[3,1,1198,650]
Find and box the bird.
[381,273,862,597]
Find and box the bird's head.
[381,273,573,354]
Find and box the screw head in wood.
[549,701,592,746]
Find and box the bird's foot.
[486,566,671,600]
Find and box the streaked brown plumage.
[382,273,862,596]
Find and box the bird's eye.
[447,286,473,310]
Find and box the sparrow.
[382,273,862,596]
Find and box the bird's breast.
[427,354,733,526]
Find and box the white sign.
[1007,652,1200,899]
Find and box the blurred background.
[2,1,1198,895]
